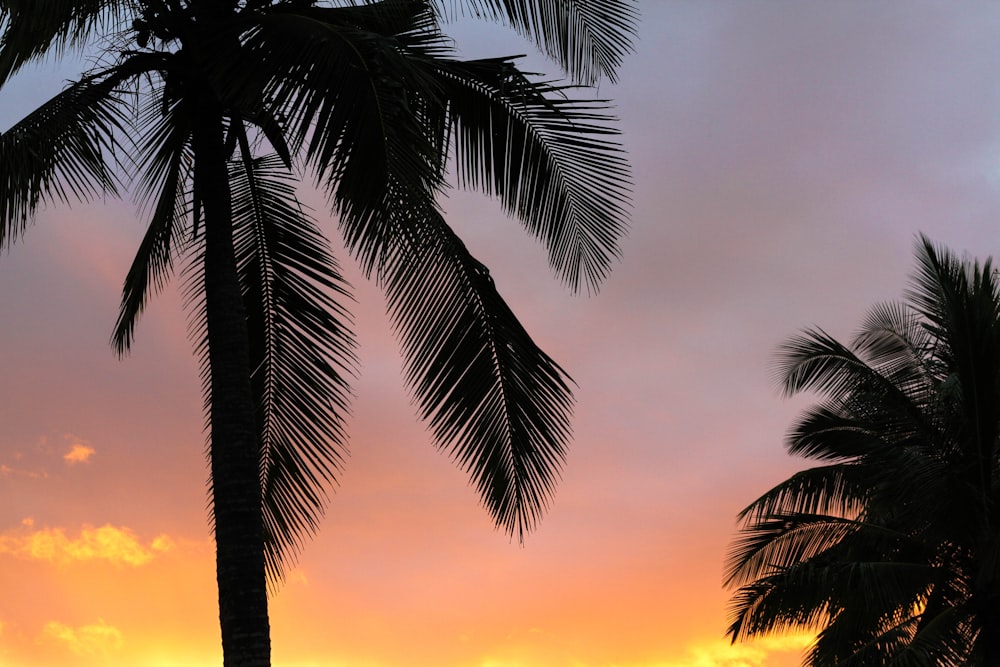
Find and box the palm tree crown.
[725,236,1000,666]
[0,1,635,665]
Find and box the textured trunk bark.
[192,93,271,667]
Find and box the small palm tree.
[725,236,1000,666]
[0,2,635,666]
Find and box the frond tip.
[376,194,574,542]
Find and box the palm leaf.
[441,0,639,85]
[786,406,885,461]
[726,512,863,587]
[0,0,130,83]
[853,300,934,398]
[776,328,936,448]
[735,463,866,525]
[228,149,357,584]
[113,76,195,354]
[227,2,448,270]
[377,192,573,540]
[0,72,124,246]
[433,55,631,292]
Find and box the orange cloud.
[0,524,173,566]
[62,443,95,464]
[42,620,124,656]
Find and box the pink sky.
[4,3,1000,666]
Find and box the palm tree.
[0,1,635,665]
[725,236,1000,666]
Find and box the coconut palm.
[725,236,1000,666]
[0,1,635,665]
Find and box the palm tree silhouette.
[0,2,635,665]
[726,236,1000,666]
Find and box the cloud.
[0,433,95,477]
[150,534,175,552]
[42,620,124,656]
[62,442,95,464]
[0,523,173,566]
[0,463,47,479]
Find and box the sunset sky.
[4,3,1000,666]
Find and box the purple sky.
[3,3,1000,666]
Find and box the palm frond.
[434,55,630,292]
[729,555,935,648]
[0,72,124,246]
[228,149,357,584]
[735,464,865,526]
[908,236,1000,499]
[786,405,883,461]
[726,512,862,587]
[853,301,933,395]
[899,606,975,667]
[776,328,882,398]
[810,610,922,667]
[376,193,573,541]
[441,0,639,85]
[112,83,194,354]
[228,3,448,271]
[776,328,935,447]
[727,572,834,643]
[0,0,131,83]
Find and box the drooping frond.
[228,150,357,584]
[0,0,132,83]
[113,78,194,355]
[0,72,124,246]
[378,193,573,541]
[440,0,639,85]
[434,55,631,292]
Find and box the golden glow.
[665,635,813,667]
[0,523,171,566]
[42,621,125,657]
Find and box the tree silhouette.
[0,2,636,665]
[726,236,1000,666]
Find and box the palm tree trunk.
[192,92,271,667]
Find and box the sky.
[3,2,1000,666]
